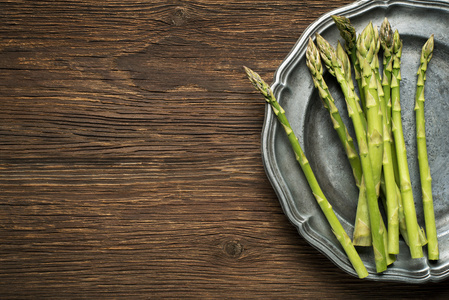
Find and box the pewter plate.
[263,0,449,282]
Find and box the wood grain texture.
[1,0,449,298]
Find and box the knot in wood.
[224,240,243,258]
[171,6,189,26]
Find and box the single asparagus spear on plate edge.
[415,35,439,260]
[243,66,369,279]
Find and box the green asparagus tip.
[393,30,403,54]
[243,66,273,103]
[331,15,356,51]
[380,18,393,49]
[331,15,346,23]
[306,37,323,77]
[421,34,435,62]
[315,33,337,74]
[358,22,375,57]
[336,41,352,81]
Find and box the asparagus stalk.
[314,35,387,272]
[381,109,400,254]
[380,178,409,246]
[374,21,400,254]
[306,38,370,246]
[391,30,423,258]
[332,15,366,114]
[357,22,384,198]
[415,35,438,260]
[244,66,369,278]
[353,177,371,246]
[380,17,401,190]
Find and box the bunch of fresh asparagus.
[244,16,438,278]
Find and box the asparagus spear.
[357,22,384,198]
[380,18,395,136]
[415,35,438,260]
[332,15,366,114]
[306,38,370,246]
[244,66,369,278]
[314,35,387,272]
[374,21,400,254]
[380,17,402,191]
[391,30,423,258]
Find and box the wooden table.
[1,0,448,298]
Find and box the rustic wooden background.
[1,0,449,298]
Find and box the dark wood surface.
[1,0,448,298]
